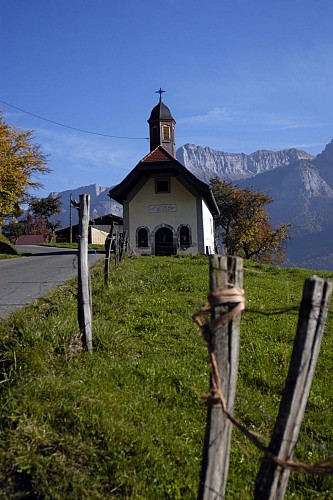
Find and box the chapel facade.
[109,92,219,256]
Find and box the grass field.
[0,255,332,499]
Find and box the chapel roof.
[148,101,174,122]
[141,146,174,163]
[109,145,219,215]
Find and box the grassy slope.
[0,255,332,499]
[0,234,19,258]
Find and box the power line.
[0,99,149,140]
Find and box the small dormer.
[147,89,176,157]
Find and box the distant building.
[109,92,219,255]
[55,214,123,244]
[16,234,46,245]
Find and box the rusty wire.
[192,286,333,475]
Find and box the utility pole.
[69,192,73,243]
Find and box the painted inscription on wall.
[149,204,177,213]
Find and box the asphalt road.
[0,245,104,320]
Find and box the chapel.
[108,91,219,256]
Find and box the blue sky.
[1,0,333,196]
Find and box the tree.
[29,195,62,241]
[2,220,30,244]
[29,194,62,225]
[3,195,62,243]
[211,178,290,264]
[0,112,50,223]
[3,214,49,243]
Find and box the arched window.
[179,225,191,247]
[137,227,148,248]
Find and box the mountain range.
[52,139,333,271]
[176,141,333,270]
[50,184,122,228]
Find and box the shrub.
[0,233,18,255]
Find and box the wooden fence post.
[198,254,243,500]
[114,230,119,269]
[124,230,128,254]
[104,222,114,285]
[77,194,93,353]
[255,276,332,500]
[119,230,128,261]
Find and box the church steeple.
[148,89,176,156]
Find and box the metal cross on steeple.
[155,87,166,102]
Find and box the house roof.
[109,145,219,215]
[90,214,123,226]
[55,213,123,234]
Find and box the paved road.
[0,245,104,320]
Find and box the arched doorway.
[155,227,174,256]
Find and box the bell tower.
[147,88,176,156]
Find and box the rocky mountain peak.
[176,143,314,183]
[315,139,333,164]
[49,183,122,228]
[50,184,108,199]
[297,161,333,199]
[45,137,333,271]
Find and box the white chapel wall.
[201,199,215,254]
[128,176,199,254]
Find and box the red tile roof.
[141,146,174,163]
[109,145,219,215]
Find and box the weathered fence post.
[119,230,128,261]
[104,222,114,285]
[78,194,93,353]
[114,230,119,269]
[198,254,243,500]
[124,230,128,254]
[255,276,332,500]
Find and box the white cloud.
[292,142,327,150]
[35,127,146,170]
[177,104,315,132]
[24,126,148,195]
[178,107,231,125]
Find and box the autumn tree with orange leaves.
[0,113,50,223]
[211,178,290,264]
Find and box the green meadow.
[0,255,332,499]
